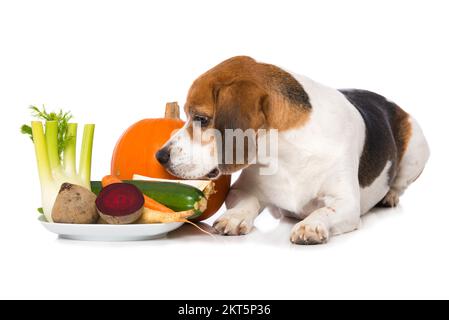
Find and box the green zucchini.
[90,180,207,219]
[126,180,206,218]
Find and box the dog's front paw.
[290,220,329,245]
[213,209,254,236]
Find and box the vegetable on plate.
[136,208,192,224]
[95,183,144,224]
[52,183,98,224]
[132,174,215,198]
[136,208,214,236]
[22,106,95,222]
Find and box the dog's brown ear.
[214,79,268,131]
[214,80,269,173]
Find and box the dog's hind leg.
[380,118,430,207]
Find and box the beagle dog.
[156,56,429,244]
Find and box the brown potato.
[52,183,98,224]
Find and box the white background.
[0,0,448,300]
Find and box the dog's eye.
[193,115,210,127]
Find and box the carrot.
[143,197,175,213]
[101,175,174,213]
[101,174,122,187]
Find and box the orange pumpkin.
[111,102,231,221]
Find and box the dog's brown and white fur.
[156,56,430,245]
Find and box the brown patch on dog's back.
[393,107,412,162]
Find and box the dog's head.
[156,56,311,179]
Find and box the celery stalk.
[45,121,60,172]
[79,124,95,185]
[31,121,53,184]
[28,118,95,222]
[63,123,77,176]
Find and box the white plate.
[38,216,184,241]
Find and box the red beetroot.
[95,183,144,224]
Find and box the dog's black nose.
[155,148,170,165]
